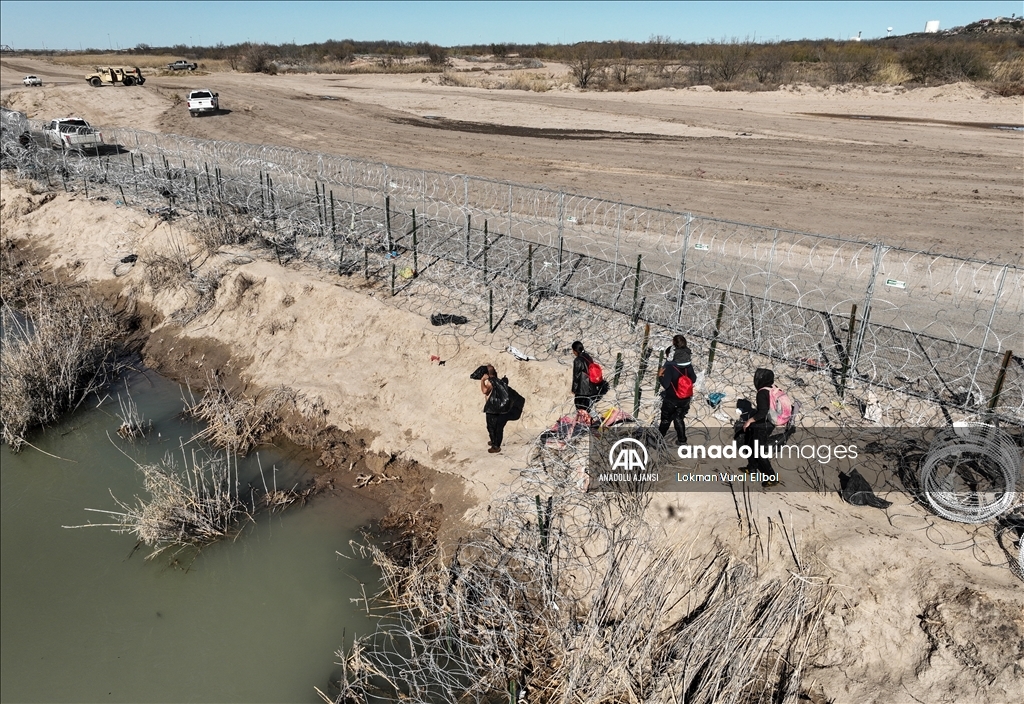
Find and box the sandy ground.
[2,56,1022,262]
[2,57,1023,702]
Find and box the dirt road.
[2,56,1022,262]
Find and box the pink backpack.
[760,385,794,426]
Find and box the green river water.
[1,369,383,703]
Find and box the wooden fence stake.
[987,349,1014,412]
[707,290,728,375]
[838,303,858,400]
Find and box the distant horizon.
[1,1,1020,52]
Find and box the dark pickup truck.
[167,60,198,71]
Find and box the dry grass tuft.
[115,385,152,440]
[141,236,201,291]
[184,375,300,455]
[988,55,1024,96]
[1,285,131,450]
[76,451,251,559]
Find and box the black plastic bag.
[431,313,468,326]
[484,377,512,414]
[839,469,892,509]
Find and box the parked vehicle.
[22,75,42,87]
[187,89,220,117]
[167,59,198,71]
[85,67,145,87]
[42,117,103,152]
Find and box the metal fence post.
[850,243,884,378]
[614,203,622,280]
[969,264,1009,404]
[675,213,692,325]
[556,191,565,294]
[507,183,514,241]
[756,229,779,353]
[463,176,470,266]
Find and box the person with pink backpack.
[742,368,795,486]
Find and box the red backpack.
[669,365,694,399]
[587,359,603,385]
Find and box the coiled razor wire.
[1,108,1022,428]
[921,424,1022,524]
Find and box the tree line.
[21,22,1023,94]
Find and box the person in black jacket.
[480,364,508,453]
[742,367,776,481]
[658,338,697,443]
[570,341,605,416]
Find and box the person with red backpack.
[571,341,607,417]
[658,336,697,443]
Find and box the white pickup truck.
[187,89,220,117]
[43,117,103,151]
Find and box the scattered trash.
[507,346,533,361]
[862,391,882,423]
[513,318,537,330]
[354,473,402,488]
[713,410,732,423]
[431,313,469,326]
[707,391,726,408]
[398,267,415,279]
[430,355,446,366]
[112,254,138,277]
[384,251,400,260]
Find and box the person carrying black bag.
[472,364,524,454]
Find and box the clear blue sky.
[1,1,1019,50]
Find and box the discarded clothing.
[599,408,634,428]
[540,415,591,446]
[839,469,892,509]
[431,313,469,326]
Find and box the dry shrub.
[504,71,554,92]
[0,237,41,308]
[184,376,302,455]
[437,70,473,87]
[140,236,224,325]
[989,54,1024,96]
[874,61,913,84]
[901,42,990,84]
[1,286,130,449]
[169,267,221,325]
[83,452,250,559]
[142,237,200,291]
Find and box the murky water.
[1,370,383,703]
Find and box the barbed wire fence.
[3,108,1020,428]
